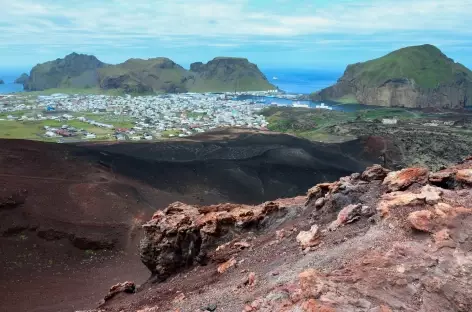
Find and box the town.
[0,91,277,142]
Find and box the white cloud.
[0,0,471,65]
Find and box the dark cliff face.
[24,52,106,91]
[14,73,29,84]
[312,45,472,108]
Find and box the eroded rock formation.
[101,157,472,312]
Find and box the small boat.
[272,76,278,80]
[292,101,309,108]
[315,103,333,110]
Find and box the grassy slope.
[0,113,135,140]
[98,58,187,92]
[349,44,472,89]
[261,106,423,142]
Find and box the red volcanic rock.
[299,269,325,299]
[408,210,434,232]
[104,158,472,312]
[102,281,136,302]
[383,167,429,192]
[456,169,472,184]
[217,257,237,274]
[361,164,390,181]
[296,225,321,249]
[140,198,304,281]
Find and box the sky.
[1,0,472,71]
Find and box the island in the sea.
[310,44,472,108]
[0,79,4,84]
[22,53,276,94]
[14,73,29,84]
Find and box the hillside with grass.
[24,53,105,91]
[22,53,274,94]
[188,57,275,92]
[311,44,472,108]
[98,58,190,93]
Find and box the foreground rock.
[98,157,472,312]
[140,198,304,281]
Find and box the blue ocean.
[262,68,341,94]
[0,70,25,94]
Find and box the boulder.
[140,200,303,281]
[361,164,390,181]
[296,225,321,249]
[383,167,429,192]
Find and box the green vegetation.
[0,120,49,140]
[312,44,472,108]
[261,107,355,142]
[23,53,274,94]
[332,94,359,105]
[261,106,425,143]
[351,44,472,89]
[187,111,207,119]
[98,58,189,94]
[24,53,104,91]
[0,119,116,140]
[161,129,181,137]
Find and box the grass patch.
[161,129,181,137]
[331,94,359,104]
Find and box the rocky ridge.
[311,44,472,108]
[94,156,472,312]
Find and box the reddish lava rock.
[83,157,472,312]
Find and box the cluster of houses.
[44,125,97,139]
[1,91,275,141]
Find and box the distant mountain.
[98,58,190,93]
[23,53,275,93]
[24,53,105,91]
[188,57,275,92]
[0,79,4,84]
[311,44,472,108]
[14,73,29,84]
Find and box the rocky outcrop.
[24,52,105,91]
[120,156,472,312]
[0,79,4,84]
[311,44,472,108]
[14,73,29,84]
[139,198,304,281]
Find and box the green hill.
[98,58,190,93]
[188,57,275,92]
[311,44,472,108]
[24,53,105,91]
[22,54,275,94]
[14,73,29,84]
